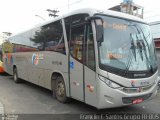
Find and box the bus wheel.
[55,76,69,103]
[13,67,20,83]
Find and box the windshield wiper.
[130,34,137,61]
[135,24,154,73]
[124,34,135,76]
[137,40,144,61]
[142,40,154,73]
[124,23,155,77]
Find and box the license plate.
[132,98,144,104]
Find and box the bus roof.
[62,8,146,23]
[10,8,147,37]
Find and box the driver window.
[85,24,95,71]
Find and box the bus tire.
[55,76,69,103]
[13,67,20,83]
[51,79,56,99]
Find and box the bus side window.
[44,20,66,54]
[70,26,84,62]
[31,27,46,51]
[85,24,96,71]
[31,20,66,54]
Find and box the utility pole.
[46,9,59,18]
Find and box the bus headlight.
[98,75,122,89]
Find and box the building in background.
[0,32,12,44]
[109,0,160,50]
[0,32,12,73]
[109,0,144,18]
[150,21,160,49]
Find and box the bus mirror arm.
[85,16,102,21]
[85,16,104,43]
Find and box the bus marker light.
[73,82,79,86]
[132,98,143,104]
[87,85,94,92]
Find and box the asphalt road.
[0,74,159,115]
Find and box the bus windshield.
[96,15,157,78]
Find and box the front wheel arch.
[51,72,70,103]
[13,66,20,83]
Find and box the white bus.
[3,8,159,109]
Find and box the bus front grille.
[121,85,153,94]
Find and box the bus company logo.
[131,80,136,87]
[32,53,39,65]
[7,53,13,65]
[87,84,94,92]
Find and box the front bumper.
[96,80,158,109]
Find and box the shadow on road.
[0,72,10,76]
[4,75,145,113]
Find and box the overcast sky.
[0,0,160,34]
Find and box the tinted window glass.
[31,20,65,54]
[30,27,44,51]
[85,24,95,70]
[44,20,65,54]
[65,14,89,42]
[70,26,84,63]
[8,20,66,53]
[8,31,39,52]
[10,31,32,47]
[71,14,88,26]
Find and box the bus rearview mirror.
[96,25,104,43]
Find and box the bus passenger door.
[84,23,97,106]
[69,25,85,101]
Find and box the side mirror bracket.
[86,16,104,43]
